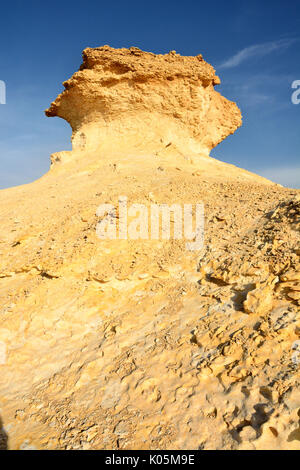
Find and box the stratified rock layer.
[45,46,242,157]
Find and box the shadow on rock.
[0,416,8,450]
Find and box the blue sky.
[0,0,299,189]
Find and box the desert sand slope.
[0,47,299,450]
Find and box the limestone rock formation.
[0,47,299,451]
[45,46,242,158]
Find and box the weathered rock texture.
[45,46,242,157]
[0,47,299,451]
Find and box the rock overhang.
[45,45,242,158]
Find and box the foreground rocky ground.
[0,148,299,450]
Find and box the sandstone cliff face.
[0,47,299,451]
[45,46,242,157]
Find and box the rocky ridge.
[0,47,299,450]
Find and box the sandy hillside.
[0,47,299,450]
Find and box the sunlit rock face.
[45,46,242,157]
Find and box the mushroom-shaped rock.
[46,46,242,158]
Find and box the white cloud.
[234,84,272,106]
[258,166,300,189]
[219,38,298,69]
